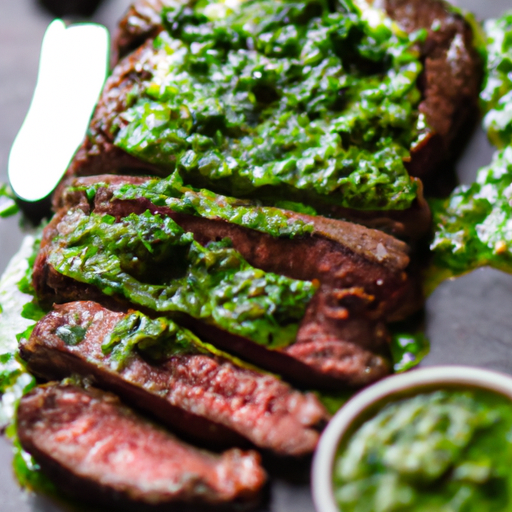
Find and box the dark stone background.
[1,0,511,510]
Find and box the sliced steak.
[61,0,480,234]
[60,36,431,239]
[20,301,328,455]
[32,206,395,388]
[54,174,414,319]
[17,383,266,509]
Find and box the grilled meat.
[57,0,481,239]
[54,175,414,319]
[17,383,266,509]
[32,203,397,387]
[20,301,328,455]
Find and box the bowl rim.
[311,365,512,512]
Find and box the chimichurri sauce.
[334,389,512,512]
[428,12,512,286]
[101,310,263,373]
[113,0,424,211]
[430,147,512,279]
[481,12,512,148]
[76,171,316,239]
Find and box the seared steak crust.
[113,0,169,62]
[63,39,161,182]
[60,36,431,238]
[383,0,482,180]
[20,301,328,455]
[17,383,266,509]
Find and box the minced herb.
[78,171,315,238]
[102,312,202,370]
[0,235,54,502]
[481,12,512,147]
[11,437,57,497]
[55,325,89,347]
[389,332,429,373]
[428,12,512,288]
[334,390,512,512]
[113,0,424,211]
[430,147,512,278]
[0,183,19,219]
[102,310,265,372]
[49,210,317,348]
[0,236,40,429]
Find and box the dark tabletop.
[1,0,512,511]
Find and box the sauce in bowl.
[334,389,512,512]
[312,366,512,512]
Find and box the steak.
[20,301,328,455]
[382,0,482,182]
[17,383,266,509]
[32,207,395,388]
[113,0,168,62]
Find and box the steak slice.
[32,207,394,388]
[113,0,169,62]
[60,36,431,240]
[20,301,328,456]
[112,0,481,163]
[54,174,415,319]
[17,383,266,509]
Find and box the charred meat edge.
[17,383,266,510]
[20,301,329,456]
[60,0,481,237]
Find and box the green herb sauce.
[389,332,429,373]
[427,12,512,290]
[49,210,317,348]
[113,0,423,211]
[481,12,512,147]
[101,310,262,372]
[0,183,19,219]
[79,171,316,238]
[0,235,55,497]
[55,325,89,347]
[334,389,512,512]
[0,236,41,429]
[430,147,512,278]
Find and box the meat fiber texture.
[33,179,420,388]
[17,383,267,510]
[20,301,328,457]
[10,1,476,509]
[55,175,415,318]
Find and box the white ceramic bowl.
[311,365,512,512]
